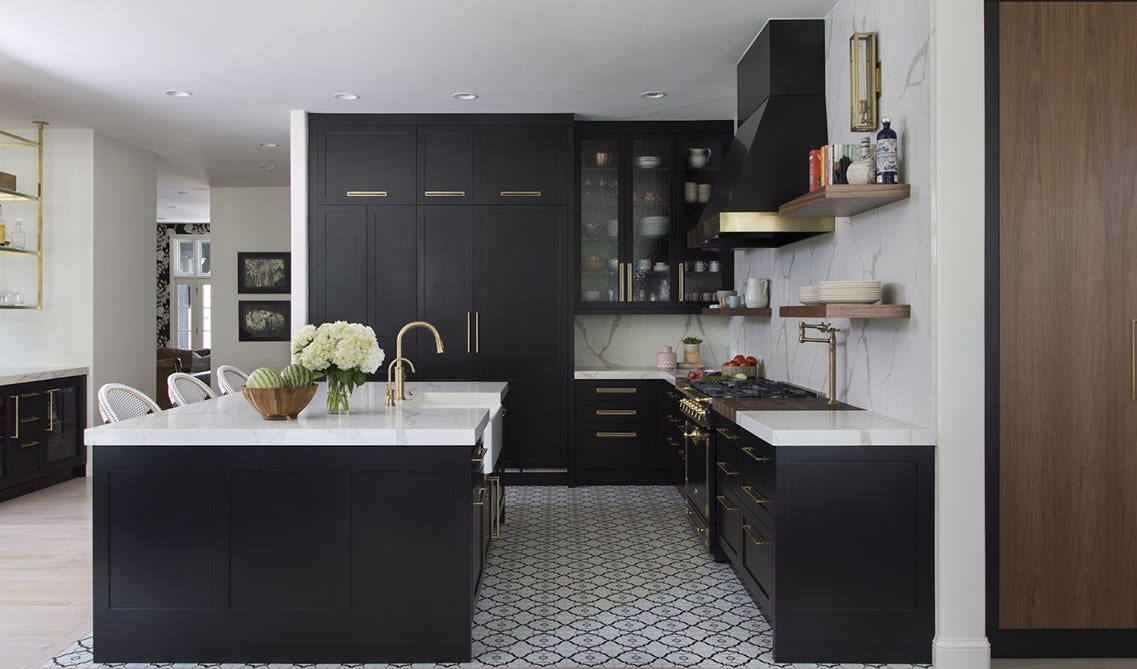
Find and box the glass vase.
[326,377,351,415]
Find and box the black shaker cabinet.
[476,125,571,204]
[314,126,417,204]
[418,127,474,204]
[418,206,474,380]
[1,374,87,502]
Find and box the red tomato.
[745,356,758,366]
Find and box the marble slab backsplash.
[575,315,729,369]
[727,0,934,427]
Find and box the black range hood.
[690,19,833,248]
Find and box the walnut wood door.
[999,2,1137,629]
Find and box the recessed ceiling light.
[167,205,178,209]
[176,191,190,195]
[165,90,193,98]
[333,92,359,101]
[452,92,479,101]
[261,165,276,170]
[259,142,278,148]
[640,90,667,99]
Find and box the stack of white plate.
[818,280,881,304]
[798,286,821,304]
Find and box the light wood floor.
[0,478,92,669]
[0,478,1134,669]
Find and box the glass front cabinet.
[576,122,734,313]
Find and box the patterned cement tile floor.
[47,485,926,669]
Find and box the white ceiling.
[0,0,835,222]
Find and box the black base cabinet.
[572,380,667,484]
[1,375,86,502]
[712,412,934,664]
[93,442,488,664]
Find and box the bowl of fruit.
[722,354,759,378]
[242,364,319,420]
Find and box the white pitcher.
[687,147,712,168]
[745,277,770,308]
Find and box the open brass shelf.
[0,186,39,202]
[0,121,46,309]
[0,246,40,256]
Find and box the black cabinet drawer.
[737,478,775,534]
[576,380,657,399]
[716,490,743,563]
[575,400,656,424]
[575,425,657,469]
[719,425,775,486]
[315,126,417,204]
[740,512,775,606]
[476,125,570,204]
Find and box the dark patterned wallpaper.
[156,223,210,347]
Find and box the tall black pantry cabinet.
[308,114,572,470]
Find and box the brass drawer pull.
[595,387,636,394]
[9,394,18,439]
[665,414,679,424]
[19,392,40,398]
[716,427,741,441]
[716,495,738,512]
[47,389,54,432]
[741,485,768,505]
[742,523,770,546]
[665,437,679,447]
[596,431,637,438]
[596,409,636,416]
[499,190,542,197]
[618,262,625,302]
[471,446,487,463]
[473,486,487,506]
[466,312,471,353]
[424,190,466,197]
[346,190,388,197]
[20,440,40,449]
[741,446,771,463]
[20,416,40,423]
[716,461,739,477]
[488,476,502,538]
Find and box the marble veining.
[733,409,934,447]
[727,0,933,428]
[85,381,505,447]
[575,314,728,369]
[0,366,88,386]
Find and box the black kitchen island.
[87,383,504,664]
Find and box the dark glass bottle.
[875,118,898,184]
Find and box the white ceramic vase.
[656,345,677,370]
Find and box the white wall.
[289,110,308,329]
[210,187,292,387]
[91,132,157,406]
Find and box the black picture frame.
[237,252,291,294]
[238,300,291,342]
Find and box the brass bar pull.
[595,387,636,394]
[742,523,770,546]
[473,486,487,506]
[741,446,771,463]
[741,485,768,505]
[20,440,40,449]
[617,262,625,302]
[424,190,466,197]
[665,414,679,424]
[19,416,39,423]
[716,427,741,441]
[471,446,487,463]
[499,190,541,197]
[466,312,471,353]
[19,392,39,398]
[47,389,54,432]
[489,476,502,538]
[716,495,738,512]
[596,431,637,438]
[679,264,685,301]
[475,312,480,353]
[345,190,388,197]
[1131,318,1136,401]
[10,395,18,439]
[716,461,739,477]
[626,264,633,302]
[595,409,637,416]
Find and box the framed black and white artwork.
[237,252,290,294]
[238,301,290,342]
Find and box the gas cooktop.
[687,378,817,400]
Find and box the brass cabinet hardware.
[20,440,40,449]
[9,395,18,439]
[488,476,502,538]
[424,190,466,197]
[1131,318,1136,401]
[19,416,39,423]
[716,427,741,441]
[595,387,636,394]
[618,262,625,301]
[665,414,679,424]
[499,190,541,197]
[741,446,771,463]
[684,501,694,516]
[626,264,633,302]
[595,409,637,416]
[695,526,707,535]
[47,389,54,431]
[716,461,739,477]
[665,437,679,447]
[475,312,480,353]
[466,312,471,353]
[679,264,685,300]
[742,523,770,546]
[595,431,637,438]
[473,486,487,506]
[716,495,738,512]
[471,446,487,463]
[741,485,768,505]
[346,190,388,197]
[19,392,39,398]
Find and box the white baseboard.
[934,636,992,669]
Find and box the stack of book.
[808,144,867,191]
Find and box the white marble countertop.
[574,367,683,384]
[733,409,934,447]
[86,381,507,447]
[0,365,89,386]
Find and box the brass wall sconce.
[850,32,881,132]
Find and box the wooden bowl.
[722,365,758,378]
[242,385,317,420]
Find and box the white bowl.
[636,156,662,169]
[639,216,670,236]
[582,290,602,301]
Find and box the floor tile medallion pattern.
[48,486,925,669]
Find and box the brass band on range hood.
[716,212,835,233]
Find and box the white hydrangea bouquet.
[291,321,385,414]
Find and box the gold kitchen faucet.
[385,321,445,406]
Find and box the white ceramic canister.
[657,345,677,370]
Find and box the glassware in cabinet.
[579,138,621,303]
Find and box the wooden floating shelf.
[779,304,911,319]
[701,307,772,317]
[779,184,910,218]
